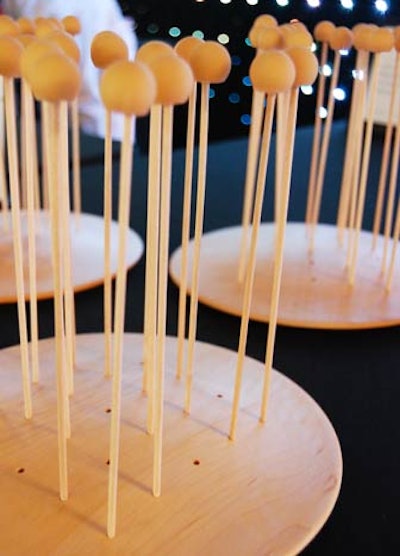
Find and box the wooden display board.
[0,333,342,555]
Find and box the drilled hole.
[106,460,110,466]
[105,408,111,413]
[16,467,25,474]
[216,393,223,399]
[193,459,200,466]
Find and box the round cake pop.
[353,24,374,51]
[47,30,80,63]
[394,26,400,52]
[253,14,278,28]
[313,20,335,43]
[20,38,62,83]
[281,24,313,49]
[174,35,204,62]
[0,14,19,36]
[62,15,81,36]
[329,26,354,51]
[147,53,194,106]
[17,17,36,35]
[35,17,60,38]
[136,40,175,66]
[16,34,36,49]
[249,50,295,94]
[91,30,129,70]
[0,35,23,78]
[100,60,156,116]
[189,40,231,84]
[370,27,394,53]
[286,46,319,87]
[255,26,283,51]
[29,51,81,102]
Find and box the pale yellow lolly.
[100,60,156,116]
[20,38,62,83]
[47,30,80,63]
[17,17,36,34]
[250,50,295,94]
[329,26,353,51]
[253,14,278,28]
[281,25,313,48]
[286,46,319,87]
[174,35,203,62]
[0,14,19,36]
[0,35,23,77]
[256,26,283,50]
[148,53,194,106]
[16,33,36,48]
[29,51,81,102]
[35,17,60,38]
[136,39,175,65]
[370,27,394,53]
[91,30,129,69]
[189,40,231,84]
[62,15,81,36]
[314,20,335,43]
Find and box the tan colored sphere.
[136,40,174,66]
[314,20,335,42]
[253,14,278,28]
[174,35,204,62]
[16,33,36,48]
[0,14,19,36]
[20,39,62,83]
[353,24,374,51]
[28,52,81,101]
[0,35,23,77]
[91,31,129,69]
[100,60,156,116]
[256,26,283,50]
[47,30,80,63]
[148,53,194,106]
[62,15,81,36]
[394,26,400,52]
[17,17,36,34]
[189,40,231,83]
[281,25,313,49]
[35,17,60,38]
[369,27,394,53]
[329,27,353,51]
[286,46,318,87]
[250,50,295,94]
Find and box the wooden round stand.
[0,333,342,555]
[169,222,400,329]
[0,211,143,302]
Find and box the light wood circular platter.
[0,211,143,303]
[0,333,341,555]
[169,221,400,329]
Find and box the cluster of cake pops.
[0,12,343,555]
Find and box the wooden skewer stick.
[60,100,76,395]
[22,78,40,383]
[381,100,400,274]
[70,98,81,218]
[40,102,49,210]
[103,109,113,378]
[47,100,69,500]
[153,104,173,497]
[372,52,400,248]
[336,50,366,242]
[305,41,329,224]
[143,104,162,435]
[309,50,342,248]
[385,196,400,291]
[107,115,134,539]
[4,76,32,419]
[0,109,10,231]
[348,52,381,285]
[176,84,197,380]
[260,87,299,424]
[184,82,210,415]
[229,93,276,441]
[237,89,264,283]
[274,91,289,222]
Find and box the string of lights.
[120,0,398,145]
